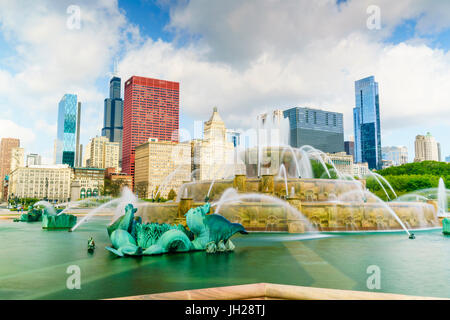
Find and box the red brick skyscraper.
[122,76,179,178]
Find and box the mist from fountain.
[212,189,316,231]
[154,164,183,200]
[33,200,57,215]
[437,177,449,217]
[364,171,392,201]
[338,189,411,236]
[371,171,398,199]
[56,196,113,216]
[70,187,138,231]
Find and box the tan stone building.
[8,164,72,203]
[191,108,236,181]
[135,138,191,199]
[84,136,120,170]
[414,133,439,162]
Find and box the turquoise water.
[0,218,448,299]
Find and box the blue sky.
[0,0,449,164]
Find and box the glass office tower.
[56,94,78,167]
[283,107,344,153]
[102,77,123,165]
[353,76,382,170]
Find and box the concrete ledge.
[111,283,445,300]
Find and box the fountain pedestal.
[259,175,274,194]
[233,174,247,192]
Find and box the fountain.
[70,186,138,231]
[105,202,247,257]
[134,141,441,237]
[13,201,77,229]
[437,177,449,217]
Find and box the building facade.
[382,146,408,166]
[105,168,133,189]
[10,147,24,173]
[283,107,344,153]
[324,152,354,176]
[70,167,105,200]
[344,141,354,159]
[55,94,78,167]
[8,165,72,203]
[102,77,124,165]
[134,138,191,199]
[191,108,237,181]
[414,133,440,162]
[353,76,382,170]
[26,153,42,166]
[84,136,120,171]
[122,76,180,180]
[353,162,370,178]
[0,138,20,200]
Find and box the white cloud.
[0,0,131,154]
[1,0,450,159]
[0,119,35,145]
[118,0,450,149]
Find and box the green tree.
[167,188,177,200]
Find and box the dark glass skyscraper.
[56,94,78,167]
[353,76,382,170]
[102,76,123,165]
[283,107,344,153]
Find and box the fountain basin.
[136,200,440,233]
[443,218,450,235]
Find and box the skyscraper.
[75,102,82,167]
[414,133,439,162]
[283,107,344,153]
[122,76,180,179]
[353,76,382,170]
[55,94,78,167]
[102,77,123,166]
[382,146,408,166]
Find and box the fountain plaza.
[0,116,448,299]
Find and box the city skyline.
[0,1,450,163]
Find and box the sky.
[0,0,449,164]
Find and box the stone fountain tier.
[179,175,366,203]
[137,198,441,233]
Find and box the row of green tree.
[367,161,449,201]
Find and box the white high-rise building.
[192,108,237,181]
[26,153,42,166]
[414,133,439,162]
[382,146,408,166]
[8,164,72,202]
